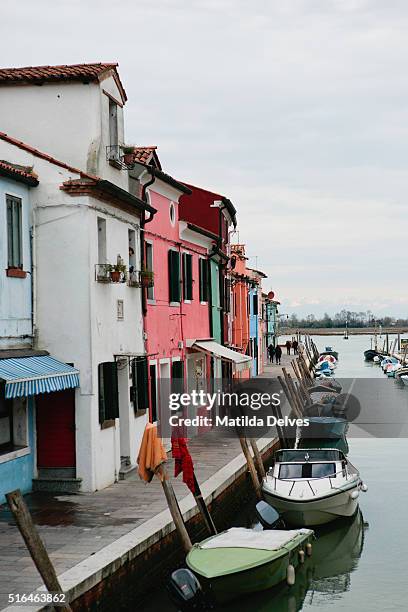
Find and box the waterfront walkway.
[0,359,296,610]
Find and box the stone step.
[119,464,137,480]
[32,477,82,493]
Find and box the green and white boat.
[186,527,314,603]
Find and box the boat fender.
[298,550,305,564]
[305,543,313,557]
[286,564,296,586]
[361,483,368,492]
[350,490,359,500]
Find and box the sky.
[1,0,407,317]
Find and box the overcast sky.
[2,0,407,317]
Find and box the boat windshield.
[277,449,342,463]
[279,463,337,479]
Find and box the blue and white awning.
[0,355,80,399]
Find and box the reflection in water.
[220,510,366,612]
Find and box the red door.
[36,390,76,468]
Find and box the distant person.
[292,339,299,354]
[275,345,282,364]
[285,340,291,355]
[268,344,275,363]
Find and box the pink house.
[128,153,213,427]
[127,149,251,429]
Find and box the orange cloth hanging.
[137,423,167,483]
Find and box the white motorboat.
[262,448,367,527]
[401,375,408,387]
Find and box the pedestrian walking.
[275,345,282,365]
[285,340,291,355]
[267,344,275,363]
[292,339,298,354]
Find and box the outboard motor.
[255,500,284,529]
[167,568,207,611]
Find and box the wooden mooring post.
[6,490,73,612]
[239,437,262,499]
[155,464,193,553]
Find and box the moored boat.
[185,527,314,602]
[262,448,366,527]
[401,375,408,388]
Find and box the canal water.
[143,334,408,611]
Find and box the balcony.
[95,265,154,288]
[95,263,127,284]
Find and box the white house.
[0,64,154,493]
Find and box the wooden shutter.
[168,250,181,302]
[131,358,149,413]
[183,253,193,300]
[199,259,209,302]
[98,362,119,423]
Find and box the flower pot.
[141,274,154,288]
[110,270,121,283]
[123,153,134,165]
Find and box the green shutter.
[132,358,149,412]
[168,250,181,302]
[183,253,193,301]
[103,362,119,420]
[98,364,105,424]
[199,259,209,302]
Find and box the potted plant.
[109,259,127,283]
[141,267,154,288]
[121,145,135,166]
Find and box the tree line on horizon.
[284,309,408,329]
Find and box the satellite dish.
[267,291,275,299]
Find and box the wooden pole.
[6,490,73,612]
[239,437,262,499]
[192,474,217,536]
[155,465,193,553]
[249,438,266,480]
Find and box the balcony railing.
[95,265,154,288]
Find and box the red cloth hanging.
[171,432,195,494]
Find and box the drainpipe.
[140,168,156,317]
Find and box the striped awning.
[0,355,80,399]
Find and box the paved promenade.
[0,361,292,610]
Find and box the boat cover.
[199,527,312,551]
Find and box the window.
[171,360,184,394]
[223,278,231,312]
[98,362,119,425]
[0,391,13,452]
[145,242,154,300]
[109,99,118,148]
[169,202,175,225]
[199,258,209,302]
[279,463,336,479]
[131,358,149,414]
[168,249,181,303]
[253,293,258,316]
[182,253,193,301]
[149,364,158,423]
[0,391,28,453]
[6,195,23,269]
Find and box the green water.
[144,335,408,611]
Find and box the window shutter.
[168,250,181,302]
[132,358,149,412]
[183,253,193,301]
[99,362,119,422]
[199,259,209,302]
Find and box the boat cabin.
[272,449,345,481]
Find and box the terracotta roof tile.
[132,146,158,165]
[0,160,39,185]
[0,62,127,101]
